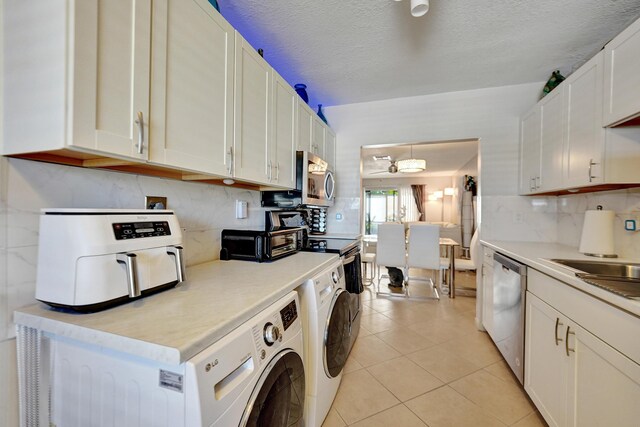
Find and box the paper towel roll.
[579,208,617,257]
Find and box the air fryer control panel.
[112,221,171,240]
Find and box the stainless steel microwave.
[261,151,335,208]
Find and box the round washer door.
[241,349,305,427]
[324,289,351,378]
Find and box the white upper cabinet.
[312,116,326,159]
[603,17,640,126]
[3,0,152,161]
[297,103,314,153]
[539,87,565,191]
[519,106,541,194]
[520,46,640,195]
[233,32,273,185]
[272,73,298,189]
[149,0,234,176]
[564,53,605,188]
[325,128,336,170]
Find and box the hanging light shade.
[398,144,426,173]
[398,158,426,173]
[411,0,429,17]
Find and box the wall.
[0,157,264,424]
[325,82,560,241]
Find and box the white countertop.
[14,252,339,365]
[311,233,362,240]
[481,240,640,318]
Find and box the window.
[364,189,399,235]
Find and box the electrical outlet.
[145,196,167,210]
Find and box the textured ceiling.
[220,0,640,108]
[361,140,478,178]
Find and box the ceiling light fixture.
[398,145,426,173]
[411,0,429,17]
[394,0,430,18]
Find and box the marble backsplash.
[0,157,264,341]
[557,188,640,259]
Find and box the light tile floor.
[323,269,547,427]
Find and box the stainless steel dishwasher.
[491,252,527,384]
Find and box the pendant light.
[393,0,430,18]
[398,145,426,173]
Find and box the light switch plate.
[236,200,248,219]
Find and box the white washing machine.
[46,292,305,427]
[297,259,353,427]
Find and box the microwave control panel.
[112,221,171,240]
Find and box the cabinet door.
[525,292,569,427]
[149,0,234,175]
[481,249,494,335]
[234,33,272,184]
[603,17,640,126]
[272,74,297,189]
[73,0,151,160]
[325,128,336,170]
[297,104,313,153]
[567,321,640,427]
[539,88,565,191]
[520,107,541,194]
[312,117,326,158]
[565,53,605,188]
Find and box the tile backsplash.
[0,157,264,340]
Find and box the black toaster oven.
[220,228,304,262]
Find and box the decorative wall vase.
[207,0,220,12]
[294,84,309,104]
[317,104,328,125]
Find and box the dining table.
[363,234,462,298]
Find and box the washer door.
[324,289,352,378]
[241,349,305,427]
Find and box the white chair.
[406,223,449,300]
[361,240,376,286]
[375,223,407,296]
[451,229,480,295]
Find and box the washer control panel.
[280,299,298,331]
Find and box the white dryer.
[297,259,353,427]
[185,291,305,426]
[46,292,305,427]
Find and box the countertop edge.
[481,240,640,318]
[14,253,340,365]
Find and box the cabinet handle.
[535,176,541,189]
[565,326,575,356]
[530,177,535,192]
[588,159,598,182]
[227,147,234,175]
[267,160,272,181]
[275,162,280,181]
[554,318,563,345]
[135,111,144,154]
[116,253,140,298]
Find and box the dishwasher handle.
[493,252,527,276]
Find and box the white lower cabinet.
[525,276,640,427]
[481,247,495,336]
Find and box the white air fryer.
[36,209,186,312]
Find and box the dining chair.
[451,229,480,294]
[406,223,449,300]
[375,223,407,296]
[361,240,376,286]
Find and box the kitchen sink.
[548,259,640,299]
